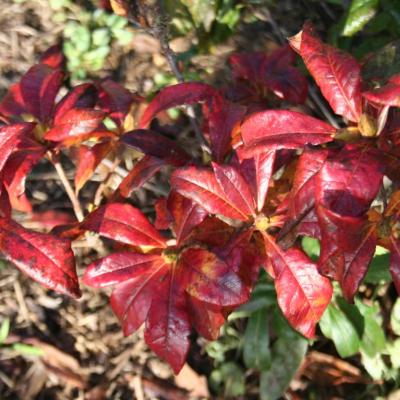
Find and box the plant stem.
[147,1,211,154]
[48,151,84,222]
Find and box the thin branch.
[47,151,84,222]
[146,1,211,154]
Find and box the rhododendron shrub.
[1,23,400,374]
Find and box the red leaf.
[115,155,164,198]
[290,23,362,122]
[83,252,164,288]
[74,141,113,193]
[3,145,45,212]
[0,123,36,173]
[98,79,142,127]
[212,162,256,217]
[45,108,106,143]
[144,263,191,374]
[0,183,11,218]
[363,75,400,107]
[206,96,246,162]
[0,83,26,119]
[181,248,249,307]
[30,210,75,230]
[20,64,64,122]
[390,236,400,294]
[139,82,218,128]
[316,145,383,217]
[187,296,225,340]
[188,217,235,247]
[264,47,308,104]
[263,233,332,338]
[317,206,376,301]
[39,44,65,69]
[171,166,251,221]
[82,203,167,248]
[122,129,190,166]
[83,253,168,334]
[0,217,80,298]
[241,110,335,149]
[167,192,208,246]
[239,150,276,212]
[54,84,98,125]
[154,197,172,230]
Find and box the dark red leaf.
[0,183,11,218]
[390,236,400,294]
[241,110,335,150]
[144,263,191,374]
[98,79,142,127]
[317,205,376,301]
[0,83,26,119]
[290,23,362,122]
[188,217,236,247]
[20,64,64,122]
[154,197,172,230]
[187,296,225,340]
[54,84,98,125]
[212,162,256,217]
[316,145,383,217]
[206,96,246,162]
[171,166,252,221]
[122,129,190,166]
[0,217,80,298]
[167,192,208,246]
[115,155,164,198]
[0,123,36,173]
[45,108,106,143]
[363,75,400,107]
[74,141,113,193]
[82,203,167,248]
[139,82,218,128]
[239,150,276,212]
[39,44,65,69]
[181,248,249,307]
[263,233,332,338]
[3,145,45,212]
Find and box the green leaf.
[92,28,110,47]
[361,351,388,380]
[181,0,217,31]
[243,308,271,370]
[260,335,307,400]
[0,318,10,344]
[301,236,320,261]
[387,339,400,368]
[342,0,380,37]
[210,362,245,397]
[12,343,44,357]
[391,298,400,336]
[354,299,385,357]
[364,247,391,283]
[319,303,360,357]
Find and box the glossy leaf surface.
[82,203,167,248]
[290,23,362,122]
[0,217,80,298]
[264,233,333,338]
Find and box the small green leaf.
[342,0,380,37]
[364,247,391,283]
[181,0,217,31]
[301,236,320,261]
[0,318,10,344]
[361,351,388,380]
[387,338,400,368]
[260,335,307,400]
[319,303,360,357]
[391,298,400,336]
[243,308,271,370]
[13,343,44,357]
